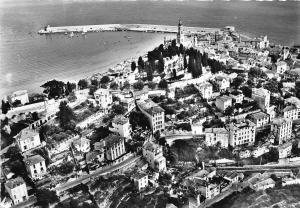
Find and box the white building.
[15,129,41,153]
[204,128,229,148]
[7,90,29,105]
[226,120,256,147]
[72,137,90,153]
[271,118,292,144]
[142,140,166,172]
[24,155,47,180]
[94,88,113,110]
[132,172,149,191]
[276,61,288,74]
[5,177,28,205]
[252,178,275,191]
[215,76,230,91]
[283,105,299,121]
[252,87,270,110]
[278,142,293,159]
[248,111,270,128]
[197,82,213,100]
[137,99,165,132]
[103,134,126,161]
[229,92,244,104]
[109,115,132,138]
[215,95,232,112]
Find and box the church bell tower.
[177,18,184,45]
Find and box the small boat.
[69,32,74,38]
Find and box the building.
[72,137,90,153]
[103,134,126,161]
[252,178,275,191]
[142,140,166,171]
[163,55,184,75]
[229,92,244,104]
[283,105,299,121]
[215,95,232,112]
[94,88,113,110]
[196,181,220,200]
[223,171,242,184]
[109,115,131,138]
[132,172,149,191]
[215,76,230,91]
[177,18,184,45]
[7,90,29,105]
[276,61,288,74]
[278,142,293,159]
[252,87,270,110]
[137,99,165,132]
[271,118,292,144]
[226,120,256,147]
[24,155,47,180]
[5,177,28,205]
[204,128,229,148]
[248,111,270,128]
[197,82,213,99]
[15,128,41,153]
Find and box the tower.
[177,18,184,45]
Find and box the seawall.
[38,24,220,35]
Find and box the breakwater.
[38,24,220,35]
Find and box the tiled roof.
[24,155,45,166]
[16,129,38,141]
[5,177,25,189]
[112,115,129,125]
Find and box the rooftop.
[16,128,39,141]
[143,141,161,152]
[283,105,297,112]
[24,155,45,166]
[73,137,90,146]
[5,177,25,189]
[10,90,28,97]
[216,95,232,102]
[137,99,165,115]
[249,111,269,120]
[204,128,228,134]
[272,118,292,126]
[132,171,148,180]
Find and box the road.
[217,164,300,172]
[55,155,141,194]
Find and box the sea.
[0,0,299,98]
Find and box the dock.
[38,24,220,35]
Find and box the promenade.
[38,24,220,35]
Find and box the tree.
[131,61,137,72]
[12,100,21,107]
[110,82,119,90]
[111,104,126,115]
[224,106,234,116]
[32,112,39,121]
[56,101,75,130]
[138,56,145,69]
[41,80,65,99]
[158,58,165,73]
[2,100,10,114]
[240,86,252,97]
[172,68,177,79]
[146,63,154,81]
[36,189,59,207]
[129,111,150,130]
[100,76,110,84]
[264,79,281,93]
[4,146,20,160]
[122,80,130,90]
[91,79,99,87]
[231,76,245,89]
[158,79,168,89]
[133,80,144,91]
[148,81,156,90]
[78,79,88,90]
[183,55,188,69]
[57,161,75,175]
[154,130,160,141]
[66,82,76,93]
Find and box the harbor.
[38,23,221,35]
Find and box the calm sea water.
[0,0,299,98]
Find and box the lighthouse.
[177,18,184,45]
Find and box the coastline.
[1,32,171,99]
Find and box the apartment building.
[252,87,270,110]
[109,115,131,138]
[197,82,213,100]
[137,99,165,132]
[271,118,292,144]
[283,105,299,121]
[24,155,47,180]
[132,172,149,191]
[15,128,41,153]
[215,95,232,112]
[103,134,126,161]
[142,141,166,171]
[248,111,270,128]
[5,177,28,205]
[94,88,113,110]
[204,128,229,148]
[226,120,256,147]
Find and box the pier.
[38,24,220,35]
